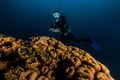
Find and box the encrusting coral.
[0,36,114,80]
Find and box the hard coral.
[0,36,114,80]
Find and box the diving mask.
[53,12,60,19]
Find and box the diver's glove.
[63,29,70,36]
[53,28,61,33]
[49,28,54,32]
[64,32,69,36]
[49,28,61,33]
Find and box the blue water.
[0,0,120,79]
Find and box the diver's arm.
[49,22,55,32]
[49,27,61,33]
[49,20,62,33]
[53,28,61,33]
[63,21,71,32]
[62,21,71,36]
[49,23,61,33]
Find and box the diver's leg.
[67,33,82,43]
[67,33,92,43]
[59,34,69,43]
[78,37,93,43]
[67,33,101,51]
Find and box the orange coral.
[0,36,114,80]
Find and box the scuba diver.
[49,11,101,51]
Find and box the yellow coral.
[0,36,114,80]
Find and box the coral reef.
[0,36,114,80]
[0,34,6,38]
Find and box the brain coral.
[0,36,114,80]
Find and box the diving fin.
[91,40,101,51]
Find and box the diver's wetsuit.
[49,15,92,44]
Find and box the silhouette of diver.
[49,11,101,51]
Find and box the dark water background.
[0,0,120,79]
